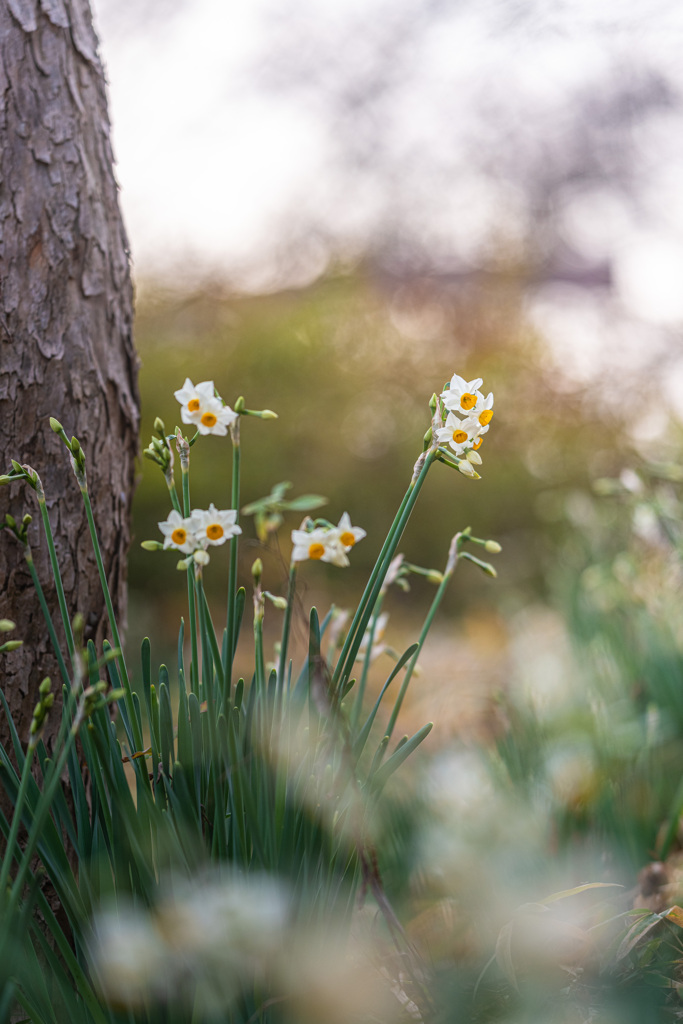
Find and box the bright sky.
[92,0,683,398]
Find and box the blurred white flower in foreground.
[291,525,349,566]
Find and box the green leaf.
[370,722,433,790]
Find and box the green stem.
[24,548,70,690]
[181,466,200,696]
[80,485,143,755]
[332,449,437,696]
[227,423,241,680]
[383,537,459,747]
[37,496,75,666]
[277,564,297,688]
[350,595,385,732]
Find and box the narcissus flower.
[158,510,196,554]
[441,374,484,416]
[291,526,349,567]
[174,378,238,436]
[472,391,494,429]
[435,413,482,455]
[190,504,241,547]
[334,512,366,551]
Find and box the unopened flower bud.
[426,570,444,585]
[234,396,246,413]
[0,475,12,485]
[141,540,164,551]
[39,677,52,696]
[193,549,210,566]
[259,409,278,419]
[429,393,438,412]
[265,592,288,610]
[485,540,502,554]
[0,620,16,632]
[154,417,166,436]
[49,417,64,434]
[251,558,263,584]
[70,436,80,454]
[457,460,476,478]
[466,450,482,465]
[22,514,32,526]
[5,514,16,529]
[2,640,23,652]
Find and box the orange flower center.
[187,398,201,412]
[206,523,224,541]
[308,542,325,560]
[479,409,493,426]
[453,429,468,444]
[201,411,217,428]
[460,392,477,411]
[472,437,483,450]
[171,528,187,546]
[340,530,355,547]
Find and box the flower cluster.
[174,378,238,436]
[436,373,494,465]
[291,512,366,568]
[159,504,241,563]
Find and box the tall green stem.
[332,448,437,697]
[227,420,241,680]
[383,532,461,747]
[80,485,143,755]
[36,492,75,667]
[277,564,297,688]
[181,464,200,697]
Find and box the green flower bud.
[154,417,166,436]
[0,620,16,632]
[141,540,164,551]
[39,677,52,695]
[251,558,263,584]
[70,436,80,453]
[22,513,32,526]
[485,540,502,554]
[0,475,12,485]
[234,396,246,413]
[265,592,288,610]
[5,514,16,529]
[259,409,278,419]
[49,417,64,434]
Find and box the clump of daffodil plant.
[0,371,500,1024]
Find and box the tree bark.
[0,0,139,744]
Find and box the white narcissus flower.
[174,378,216,425]
[190,504,242,547]
[435,413,482,456]
[158,509,197,554]
[471,391,494,430]
[441,374,483,416]
[196,397,238,436]
[291,527,349,567]
[173,378,238,436]
[335,512,366,551]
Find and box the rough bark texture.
[0,0,139,745]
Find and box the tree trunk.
[0,0,139,744]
